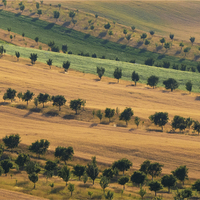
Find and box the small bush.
[130,59,135,63]
[163,61,170,68]
[68,51,72,54]
[51,46,60,52]
[145,58,155,66]
[180,64,186,71]
[173,64,179,70]
[92,53,97,58]
[90,25,94,30]
[101,55,106,59]
[196,63,200,72]
[115,57,120,61]
[84,53,90,57]
[155,62,162,67]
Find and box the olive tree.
[131,171,146,187]
[58,165,71,185]
[63,61,70,72]
[29,139,50,157]
[29,173,38,189]
[119,107,133,126]
[55,146,74,164]
[15,51,20,61]
[3,88,17,102]
[118,176,129,190]
[112,158,132,176]
[147,75,159,89]
[3,134,20,151]
[72,164,85,180]
[22,90,34,105]
[149,181,163,196]
[186,81,192,93]
[37,93,50,108]
[52,95,66,111]
[46,59,52,69]
[172,165,188,185]
[190,37,195,45]
[53,11,60,21]
[70,99,84,114]
[161,174,176,193]
[113,67,122,83]
[29,53,37,64]
[149,112,169,131]
[132,71,139,86]
[148,162,163,180]
[97,67,105,80]
[105,108,115,122]
[163,78,179,92]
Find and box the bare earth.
[0,188,47,200]
[0,57,200,179]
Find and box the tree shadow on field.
[84,33,90,39]
[194,55,200,61]
[157,54,165,60]
[98,31,107,38]
[31,17,38,22]
[16,104,27,109]
[175,50,181,55]
[29,12,35,17]
[51,186,65,194]
[90,123,98,128]
[17,181,29,187]
[83,26,88,30]
[93,78,100,82]
[108,82,116,84]
[63,114,75,120]
[0,102,9,106]
[44,23,55,30]
[117,37,124,43]
[101,39,109,44]
[195,96,200,101]
[134,41,143,48]
[62,21,71,27]
[162,90,170,93]
[15,12,21,17]
[43,110,59,117]
[24,111,32,117]
[146,128,163,132]
[129,128,135,132]
[78,183,90,188]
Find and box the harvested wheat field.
[0,188,47,200]
[0,57,200,178]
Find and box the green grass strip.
[3,44,200,93]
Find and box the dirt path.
[0,188,47,200]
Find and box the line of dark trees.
[97,66,193,93]
[3,88,200,135]
[1,134,200,199]
[3,88,86,113]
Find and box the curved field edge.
[3,44,200,93]
[0,10,199,68]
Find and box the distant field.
[0,10,199,68]
[2,44,200,92]
[62,1,200,41]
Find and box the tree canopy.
[163,78,179,92]
[119,107,133,126]
[149,112,169,131]
[113,67,122,83]
[147,75,159,89]
[112,158,132,175]
[52,95,66,111]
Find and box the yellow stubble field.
[0,56,200,178]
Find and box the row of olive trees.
[97,66,193,93]
[3,88,86,113]
[2,134,200,199]
[149,112,200,134]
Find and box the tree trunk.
[34,183,35,189]
[118,79,119,83]
[71,191,72,196]
[126,121,128,126]
[79,176,80,181]
[155,191,156,196]
[76,109,77,115]
[168,187,170,193]
[123,185,125,190]
[59,106,61,111]
[135,81,136,86]
[93,179,94,185]
[161,126,163,132]
[27,101,28,106]
[43,102,44,108]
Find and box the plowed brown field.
[0,57,200,178]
